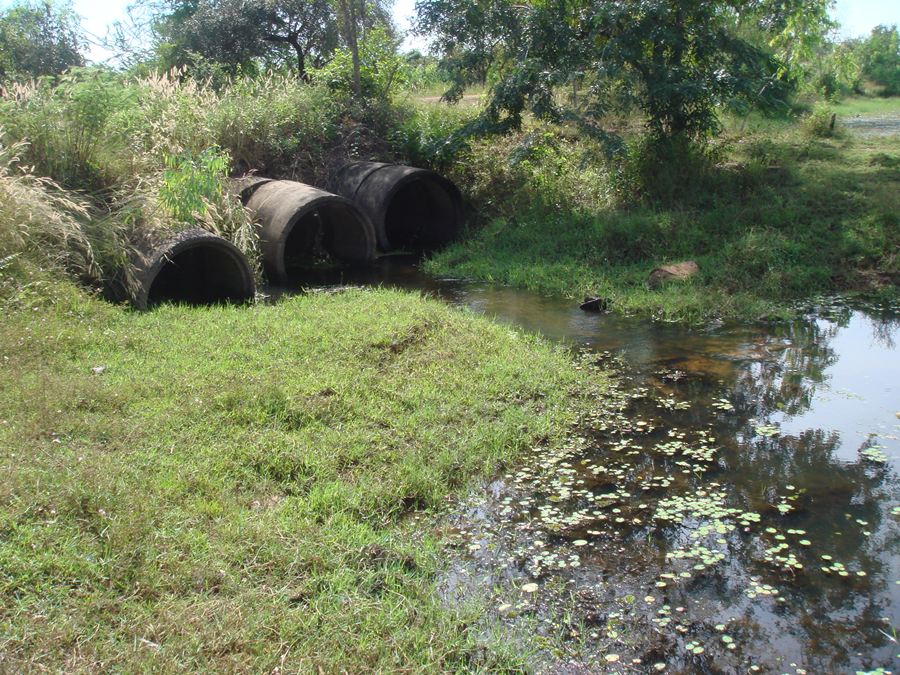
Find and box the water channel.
[275,257,900,673]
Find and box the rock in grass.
[647,260,699,289]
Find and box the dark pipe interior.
[283,211,321,274]
[283,204,370,276]
[147,245,251,306]
[383,177,455,250]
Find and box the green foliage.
[428,115,900,322]
[146,0,395,83]
[401,50,447,94]
[159,148,230,223]
[802,102,838,138]
[0,130,100,284]
[811,41,864,99]
[753,0,835,80]
[858,25,900,96]
[0,67,136,191]
[155,0,337,79]
[315,26,405,98]
[0,0,84,81]
[416,0,792,143]
[0,68,352,190]
[620,135,723,205]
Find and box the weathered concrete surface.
[243,180,376,283]
[331,162,463,252]
[131,228,255,309]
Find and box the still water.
[276,257,900,673]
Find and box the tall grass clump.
[391,101,480,168]
[107,71,349,184]
[0,69,137,193]
[0,131,100,286]
[436,125,617,227]
[0,69,288,294]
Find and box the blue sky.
[2,0,899,63]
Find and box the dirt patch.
[842,113,900,137]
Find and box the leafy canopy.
[859,25,900,96]
[0,0,84,81]
[416,0,791,141]
[148,0,394,82]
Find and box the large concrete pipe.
[242,180,376,283]
[231,176,274,201]
[330,162,463,252]
[131,228,256,309]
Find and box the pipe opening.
[282,203,373,277]
[147,244,253,307]
[383,177,457,251]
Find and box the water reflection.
[275,260,900,672]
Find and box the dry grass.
[0,132,99,284]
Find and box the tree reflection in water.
[440,300,900,673]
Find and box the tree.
[0,0,84,81]
[154,0,338,80]
[149,0,394,84]
[731,0,838,95]
[335,0,362,94]
[859,25,900,96]
[416,0,790,142]
[317,25,405,98]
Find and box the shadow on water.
[269,257,900,673]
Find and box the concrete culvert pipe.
[331,162,464,252]
[230,176,274,202]
[132,228,256,310]
[243,180,376,283]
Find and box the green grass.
[427,121,900,324]
[833,96,900,116]
[0,280,603,671]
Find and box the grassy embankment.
[426,98,900,323]
[0,272,604,671]
[3,71,896,324]
[0,72,613,668]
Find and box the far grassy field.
[0,278,604,671]
[833,96,900,116]
[426,100,900,324]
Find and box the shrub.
[160,147,230,223]
[0,67,135,192]
[802,102,838,138]
[618,134,723,206]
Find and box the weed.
[803,102,840,138]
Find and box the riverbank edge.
[424,121,899,325]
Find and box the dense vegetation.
[0,0,897,668]
[425,104,899,322]
[0,1,897,320]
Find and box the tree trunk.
[290,38,308,82]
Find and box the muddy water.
[276,259,900,673]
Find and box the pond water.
[273,258,900,673]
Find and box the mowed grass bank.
[426,111,900,323]
[0,281,601,671]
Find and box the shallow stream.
[275,258,900,673]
